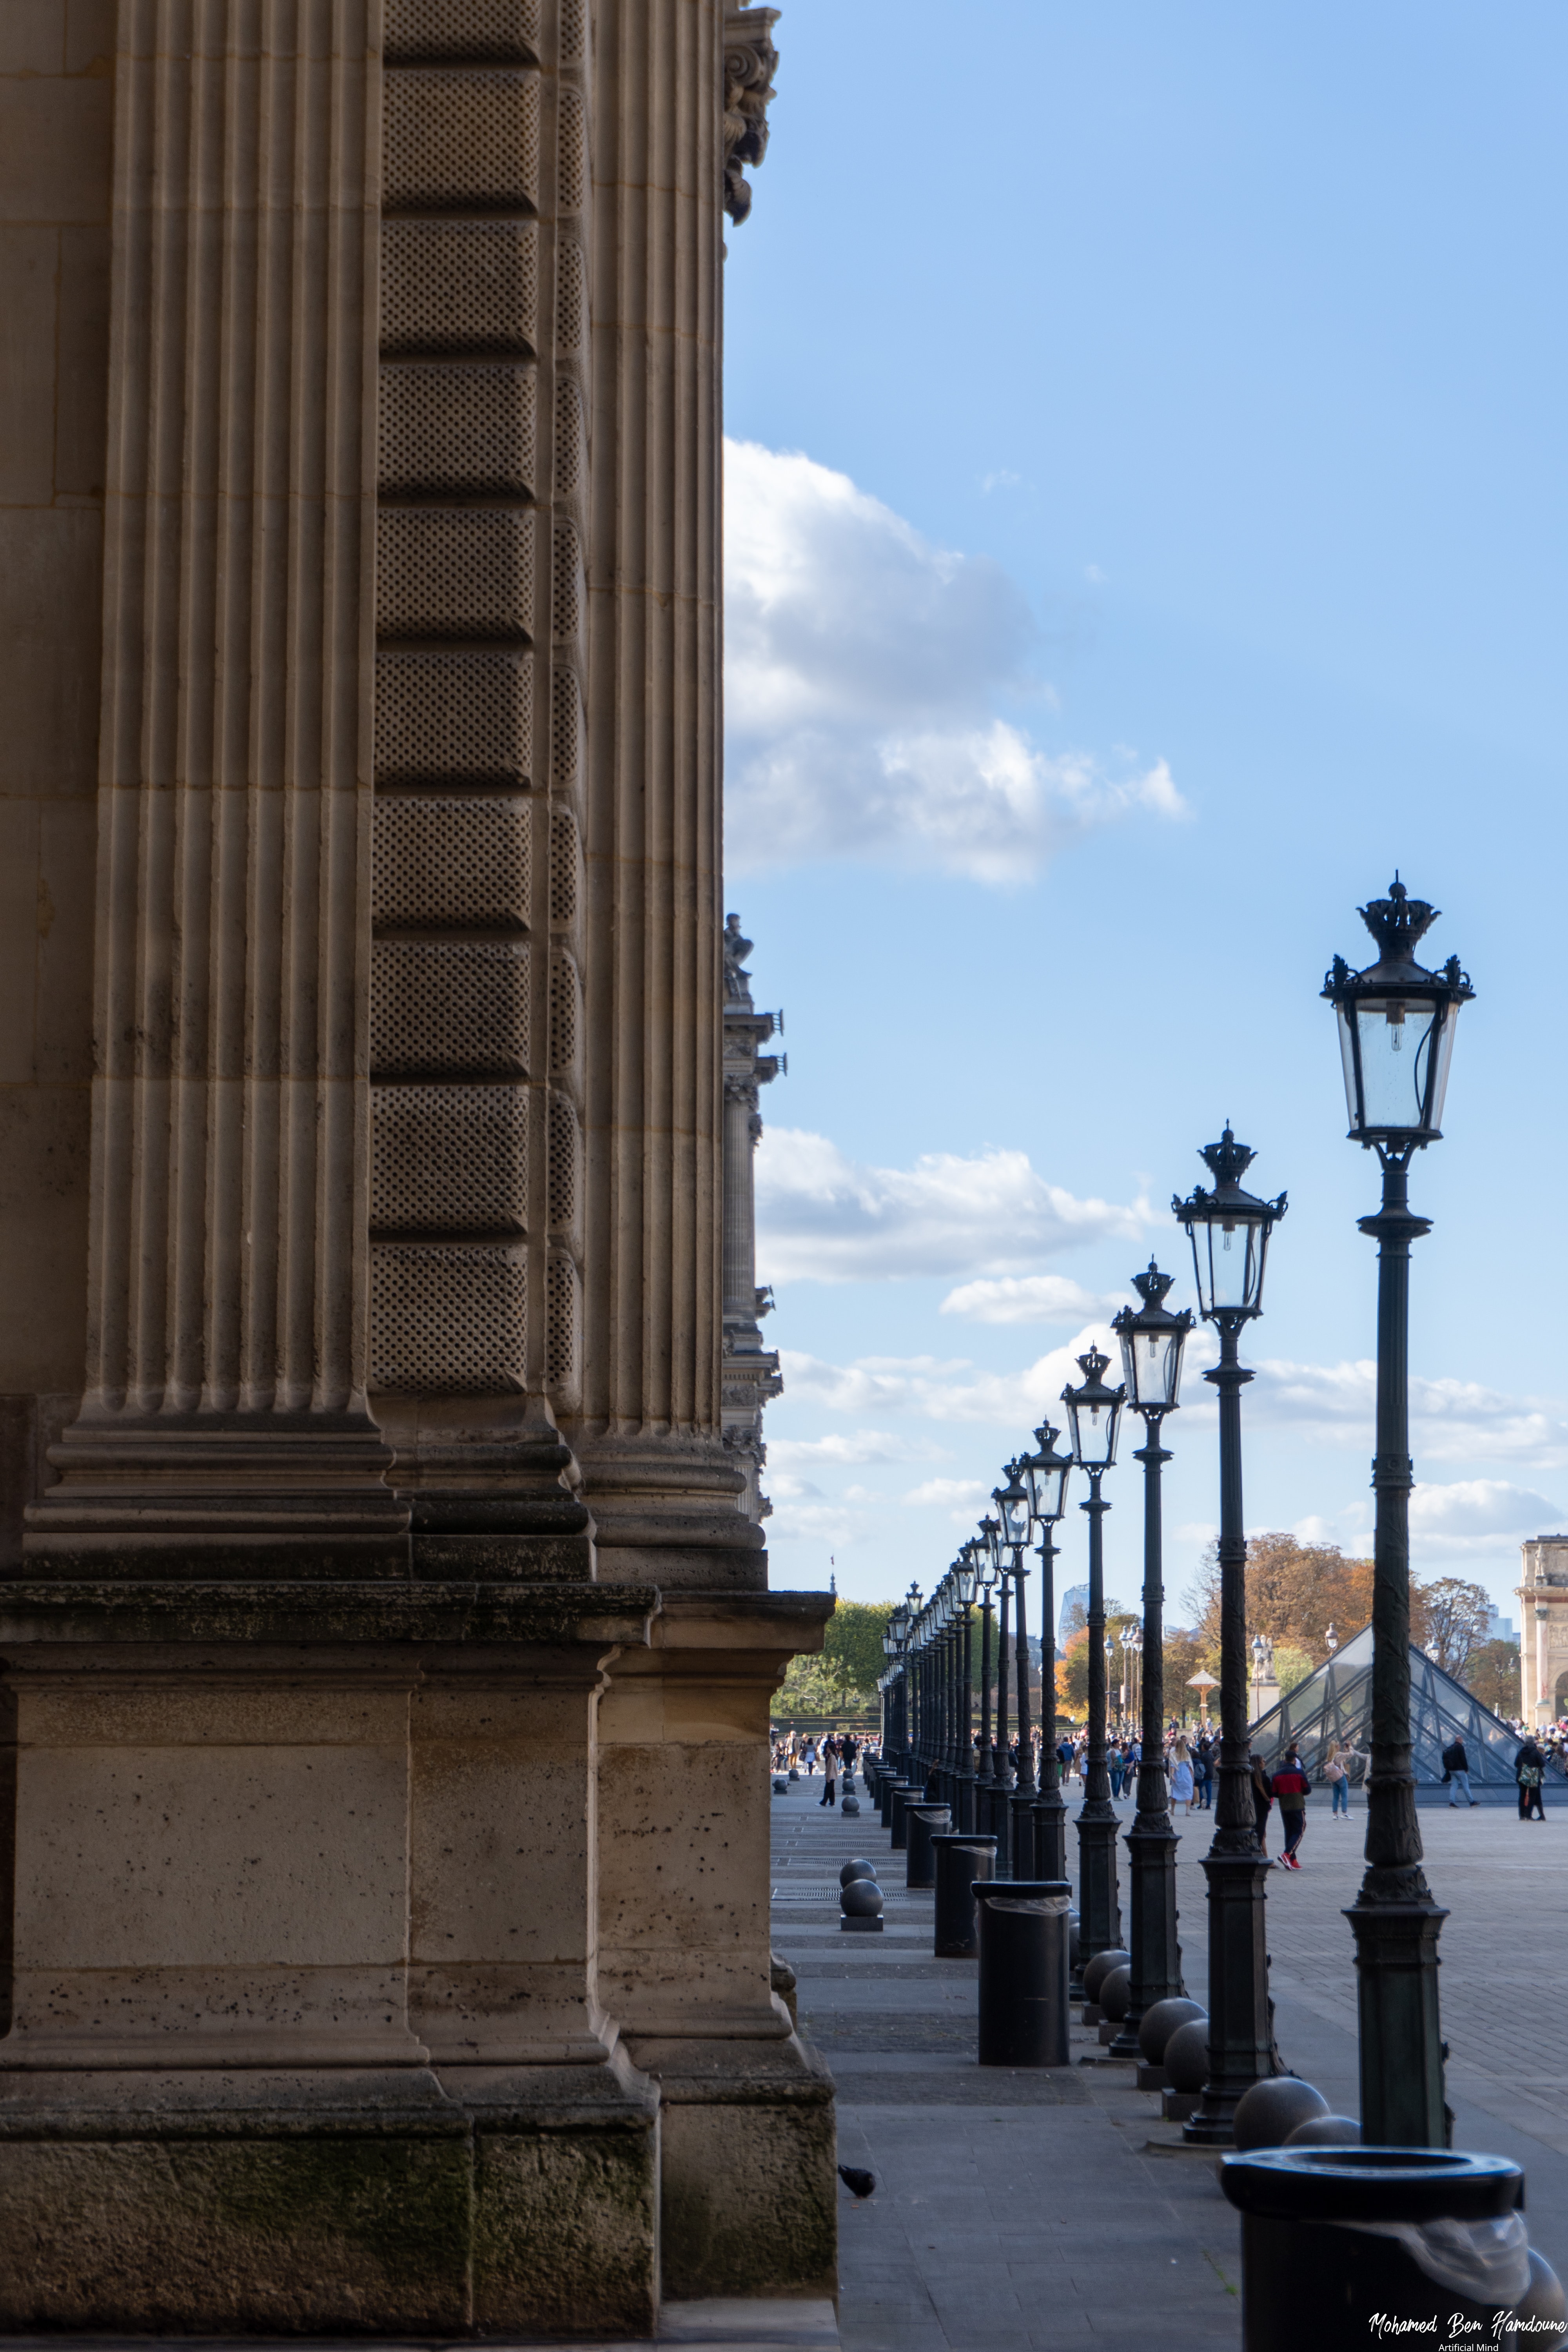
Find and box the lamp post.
[882,1600,909,1765]
[1063,1345,1127,1965]
[976,1537,999,1828]
[996,1458,1036,1875]
[1324,876,1472,2148]
[955,1547,979,1829]
[1110,1261,1195,2057]
[1023,1419,1074,1881]
[1173,1126,1287,2143]
[988,1512,1015,1859]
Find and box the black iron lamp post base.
[1346,1878,1449,2147]
[1032,1787,1068,1885]
[1182,1846,1277,2145]
[1076,1809,1123,1963]
[1112,1812,1183,2057]
[1009,1791,1038,1879]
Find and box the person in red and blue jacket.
[1270,1748,1312,1869]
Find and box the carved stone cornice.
[722,7,780,225]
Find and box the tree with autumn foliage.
[1181,1535,1492,1683]
[1464,1637,1522,1720]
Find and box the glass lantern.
[1322,878,1473,1148]
[1113,1261,1196,1409]
[1022,1419,1073,1525]
[1062,1345,1126,1471]
[1172,1127,1286,1320]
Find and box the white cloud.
[724,438,1185,884]
[756,1128,1150,1286]
[780,1328,1113,1429]
[980,469,1023,494]
[768,1429,939,1470]
[940,1274,1127,1326]
[1250,1357,1568,1468]
[1408,1479,1564,1552]
[904,1476,991,1524]
[766,1499,870,1549]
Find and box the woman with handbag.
[1517,1735,1547,1822]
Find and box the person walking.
[1442,1733,1478,1808]
[1517,1735,1547,1822]
[1323,1741,1352,1818]
[1193,1734,1213,1810]
[1170,1736,1195,1814]
[1249,1752,1274,1859]
[819,1737,838,1809]
[1107,1739,1123,1800]
[1271,1747,1312,1869]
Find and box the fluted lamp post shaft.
[1109,1263,1195,2058]
[1173,1128,1287,2145]
[1325,877,1472,2148]
[1062,1347,1127,1967]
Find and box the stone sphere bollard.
[1138,1996,1206,2065]
[841,1791,861,1815]
[1518,2249,1568,2347]
[840,1858,877,1887]
[1283,2113,1360,2147]
[840,1877,885,1933]
[1163,2017,1210,2094]
[1080,1947,1131,2005]
[1099,1964,1133,2023]
[1232,2076,1330,2151]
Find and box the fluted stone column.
[569,0,762,1590]
[22,0,406,1569]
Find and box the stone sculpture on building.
[722,914,784,1523]
[1519,1537,1568,1724]
[0,2,826,2336]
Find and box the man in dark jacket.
[1270,1749,1312,1869]
[1442,1735,1476,1808]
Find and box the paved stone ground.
[772,1769,1568,2351]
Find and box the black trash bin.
[931,1832,995,1957]
[975,1879,1071,2067]
[889,1782,919,1851]
[876,1770,897,1829]
[905,1800,951,1889]
[1221,2147,1528,2352]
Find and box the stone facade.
[0,2,830,2334]
[1518,1538,1568,1724]
[721,915,783,1524]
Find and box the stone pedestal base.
[0,2058,659,2337]
[628,2036,836,2302]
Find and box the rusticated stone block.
[473,2124,658,2337]
[0,2127,474,2334]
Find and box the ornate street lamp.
[1062,1344,1127,1966]
[1022,1418,1074,1880]
[995,1458,1036,1874]
[1173,1127,1287,2143]
[1324,876,1472,2149]
[1109,1261,1195,2058]
[955,1544,980,1830]
[985,1502,1015,1851]
[975,1534,1000,1822]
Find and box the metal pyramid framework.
[1247,1622,1541,1787]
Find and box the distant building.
[1059,1584,1091,1642]
[1484,1603,1516,1642]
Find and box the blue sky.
[721,3,1568,1629]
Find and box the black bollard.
[889,1782,918,1852]
[1221,2148,1529,2352]
[975,1879,1072,2068]
[932,1832,996,1958]
[905,1800,951,1890]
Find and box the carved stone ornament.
[723,7,780,225]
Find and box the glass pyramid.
[1247,1622,1534,1787]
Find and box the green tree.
[819,1601,893,1701]
[1273,1644,1315,1696]
[1464,1637,1522,1721]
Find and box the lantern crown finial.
[1130,1258,1174,1311]
[1199,1124,1255,1191]
[1357,874,1441,968]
